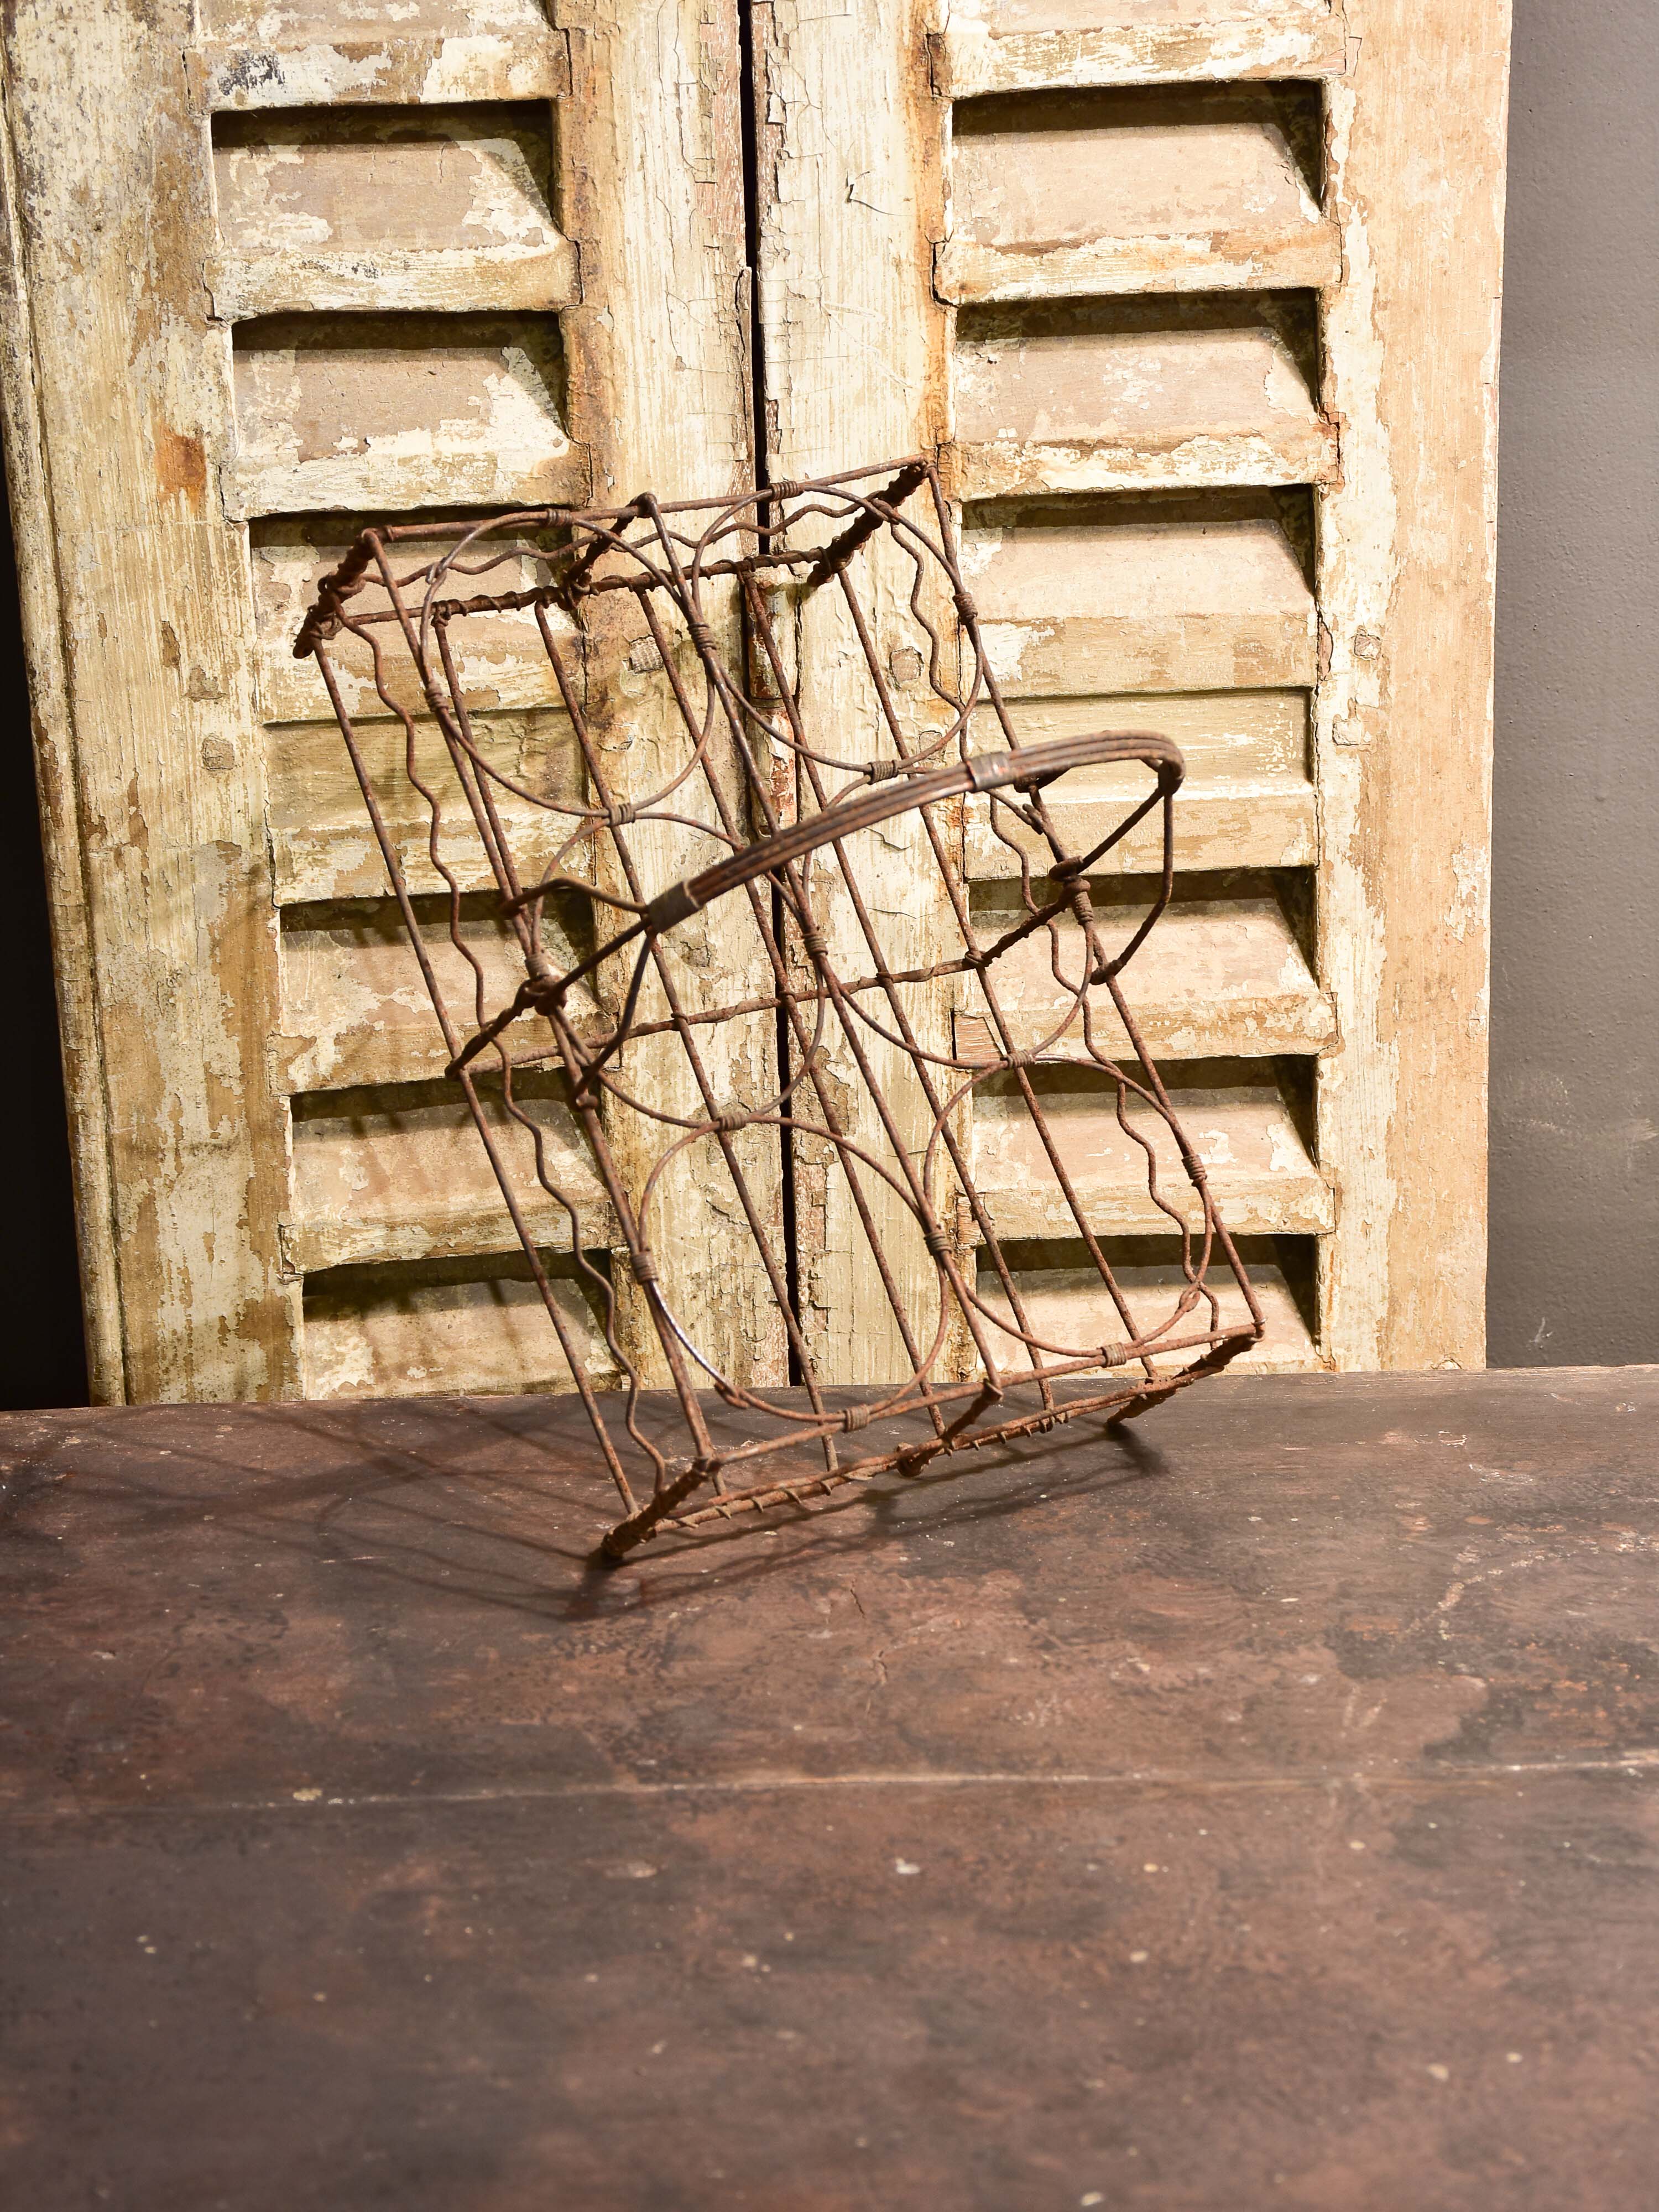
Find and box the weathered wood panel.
[302,1254,619,1400]
[1313,0,1510,1366]
[199,0,567,112]
[934,1,1348,100]
[980,1244,1319,1370]
[251,520,575,725]
[957,883,1336,1060]
[0,67,125,1396]
[227,313,586,518]
[276,898,595,1094]
[760,0,1506,1383]
[0,0,1509,1400]
[938,84,1340,303]
[265,704,584,904]
[753,0,962,1387]
[209,104,578,317]
[0,0,296,1401]
[551,0,784,1391]
[970,1060,1331,1237]
[965,690,1315,876]
[287,1078,615,1273]
[952,295,1335,498]
[0,0,767,1402]
[961,491,1319,696]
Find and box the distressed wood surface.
[288,1078,618,1274]
[951,296,1338,499]
[970,1063,1333,1237]
[198,11,568,112]
[964,687,1318,877]
[302,1255,622,1400]
[208,103,580,318]
[1314,1,1510,1367]
[0,0,773,1404]
[933,2,1349,98]
[754,0,972,1387]
[982,1251,1319,1370]
[0,1,296,1401]
[961,492,1321,695]
[956,888,1337,1060]
[781,0,1503,1379]
[0,0,1508,1401]
[18,1369,1651,2210]
[265,703,583,902]
[225,312,588,519]
[938,85,1342,304]
[555,0,784,1392]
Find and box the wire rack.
[295,456,1263,1557]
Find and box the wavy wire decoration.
[295,456,1263,1557]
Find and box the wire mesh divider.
[295,456,1264,1557]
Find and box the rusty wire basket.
[295,457,1262,1556]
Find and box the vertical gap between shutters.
[738,0,806,1383]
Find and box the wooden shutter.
[2,0,1507,1404]
[754,0,1509,1374]
[0,0,768,1401]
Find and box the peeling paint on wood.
[759,0,1503,1380]
[957,885,1337,1061]
[209,104,578,318]
[0,0,763,1402]
[933,2,1349,100]
[1,1,296,1401]
[938,85,1340,303]
[1314,1,1510,1367]
[226,312,587,519]
[952,295,1336,498]
[0,0,1506,1400]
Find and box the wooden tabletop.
[3,1366,1656,2210]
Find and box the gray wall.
[1488,0,1658,1365]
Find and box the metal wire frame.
[295,456,1265,1557]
